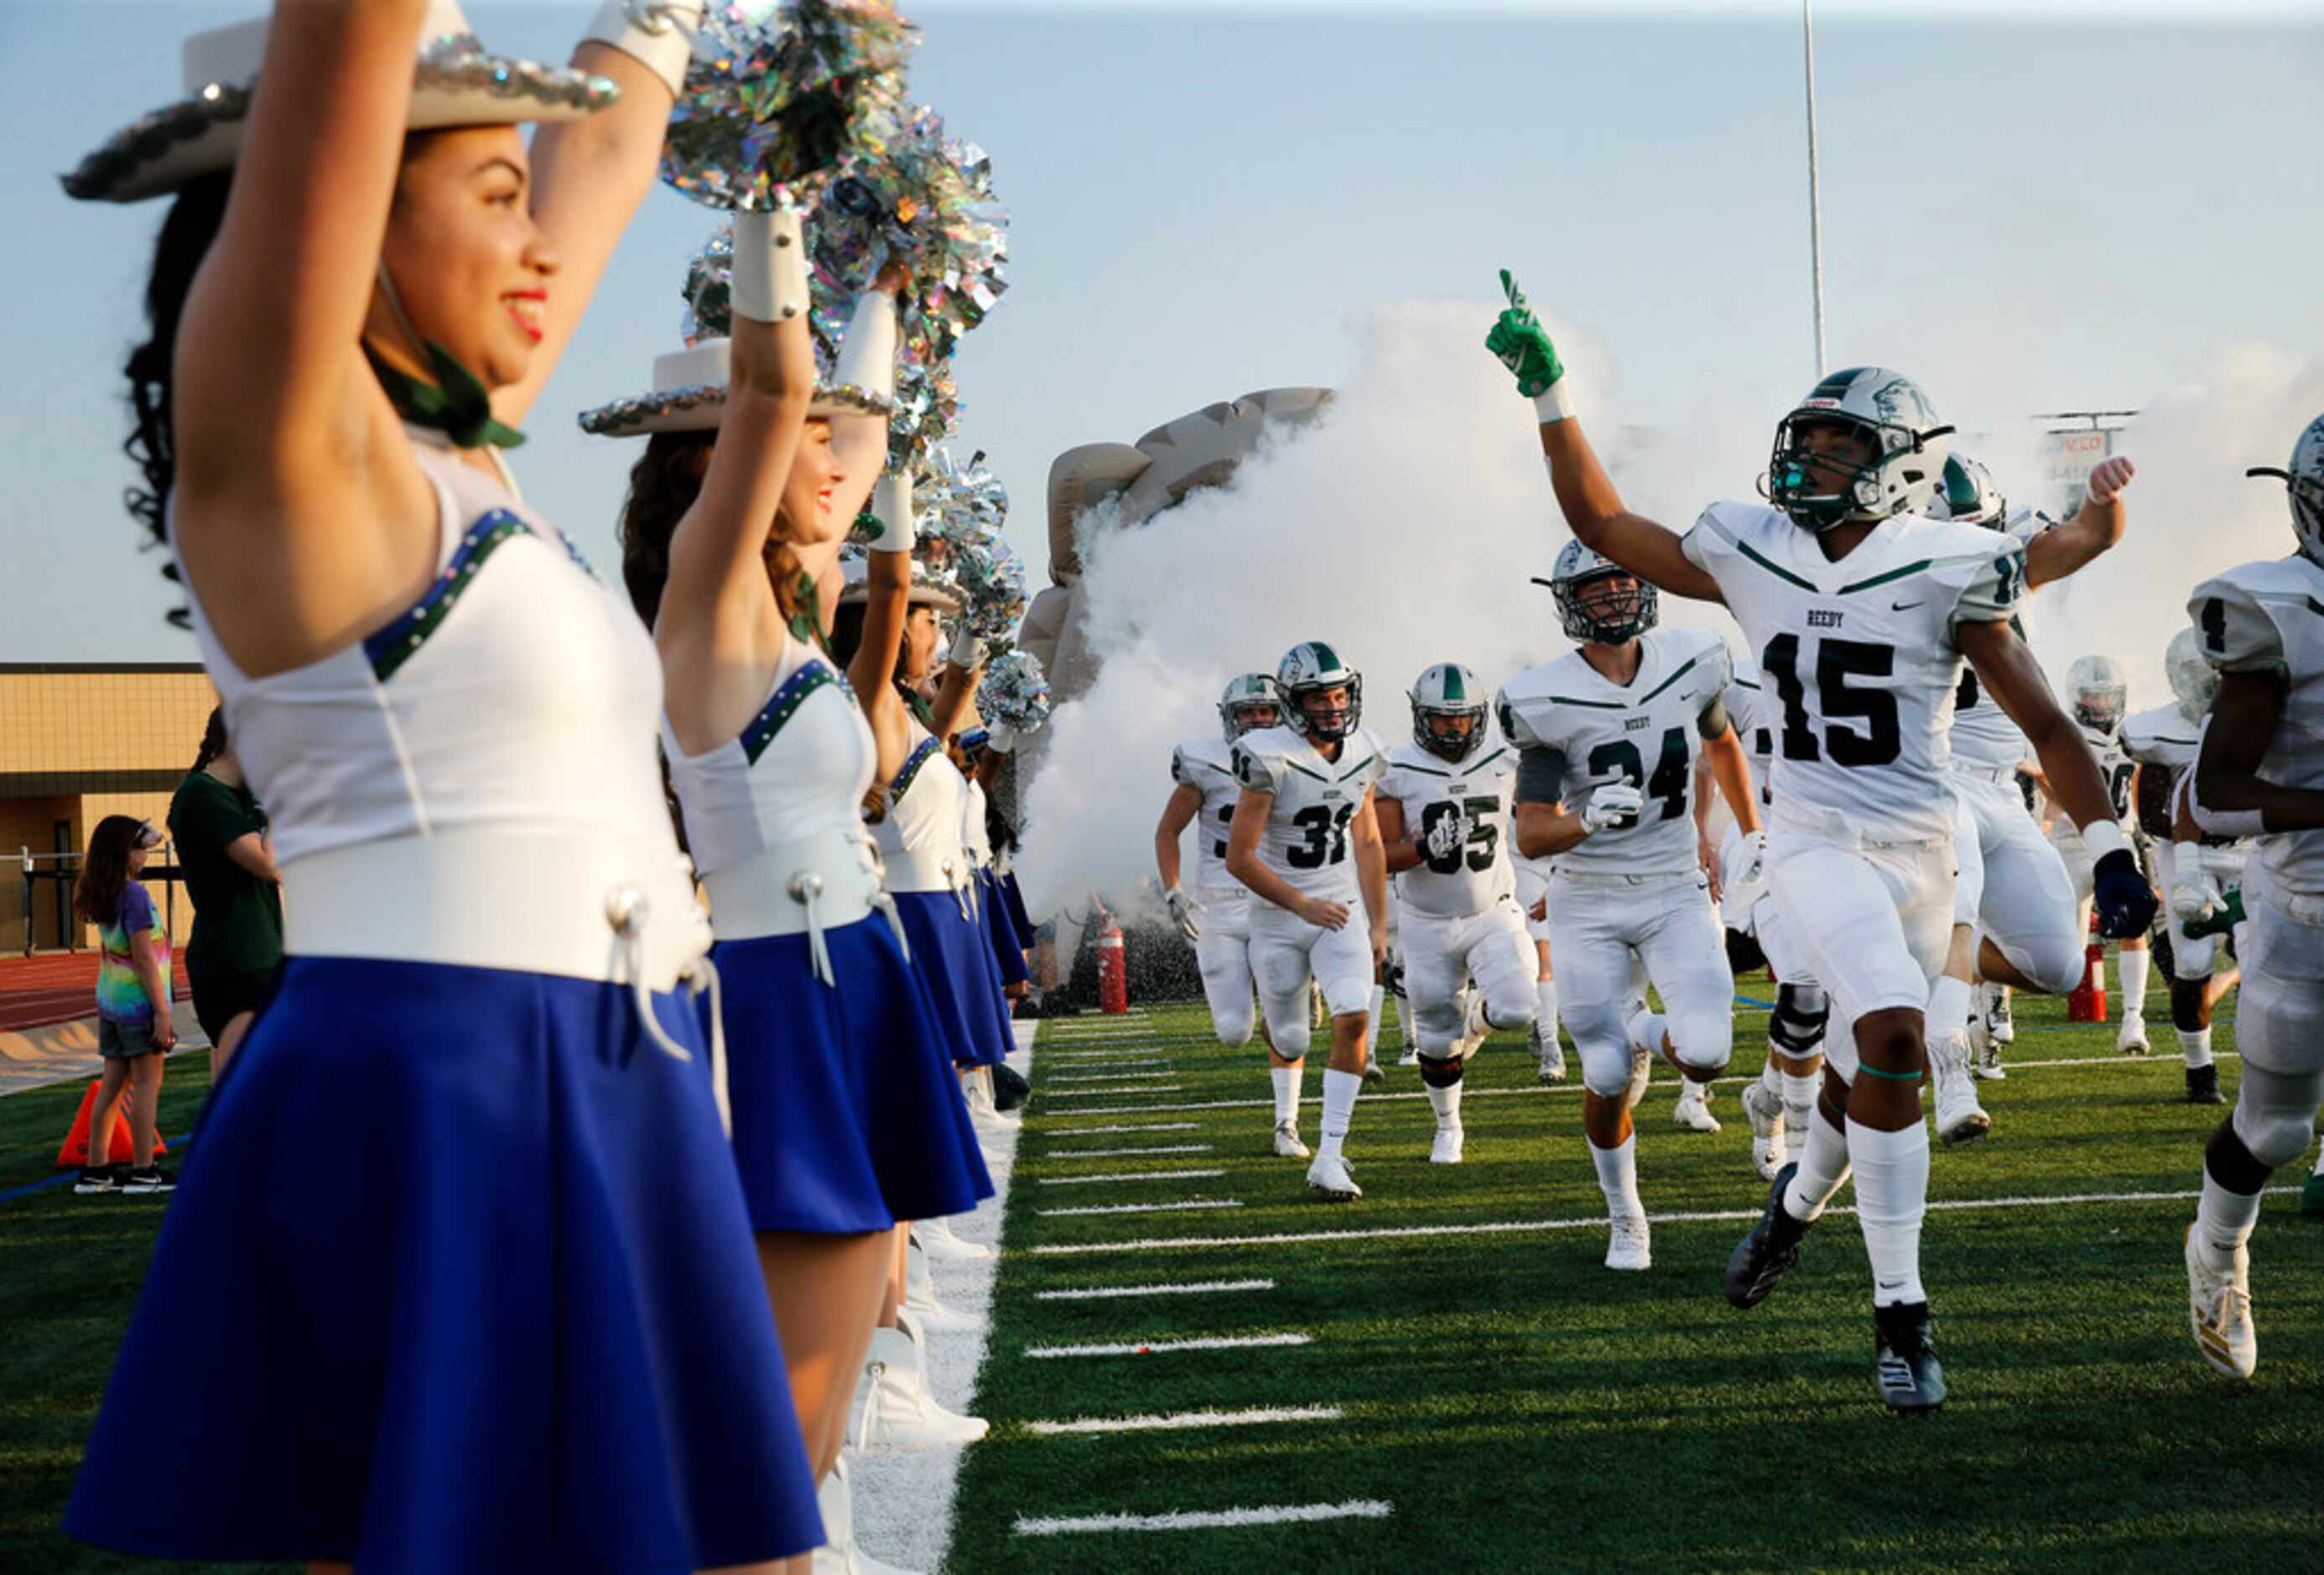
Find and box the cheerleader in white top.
[956,728,1036,998]
[596,237,994,1510]
[61,5,822,1569]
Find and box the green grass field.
[3,968,2318,1572]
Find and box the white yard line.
[1026,1405,1342,1437]
[1014,1499,1392,1536]
[1037,1167,1228,1187]
[1043,1120,1202,1136]
[1044,1084,1184,1099]
[1042,1049,1175,1062]
[1047,1068,1176,1082]
[1033,1277,1276,1302]
[1026,1184,2301,1256]
[1044,1143,1216,1159]
[1036,1198,1245,1218]
[1024,1332,1313,1359]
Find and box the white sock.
[1393,990,1414,1050]
[1781,1070,1822,1141]
[2118,947,2150,1013]
[1627,1009,1665,1056]
[2179,1026,2214,1071]
[2194,1173,2262,1271]
[1536,978,1559,1035]
[1783,1102,1852,1222]
[1925,975,1973,1039]
[1757,1059,1784,1098]
[1317,1068,1361,1161]
[1425,1073,1464,1130]
[1270,1064,1303,1128]
[1590,1134,1641,1219]
[1368,986,1386,1054]
[2312,1145,2324,1180]
[1848,1118,1931,1307]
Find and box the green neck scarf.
[366,340,526,450]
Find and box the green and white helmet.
[1217,672,1284,741]
[2246,412,2324,567]
[2165,628,2218,728]
[1276,640,1363,742]
[1768,366,1953,532]
[1930,452,2004,528]
[2067,654,2128,736]
[1407,663,1489,762]
[1544,538,1657,644]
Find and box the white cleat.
[1533,1025,1568,1084]
[1672,1079,1721,1133]
[1362,1051,1386,1086]
[850,1326,990,1454]
[1306,1151,1363,1201]
[2184,1225,2257,1380]
[1396,1048,1420,1067]
[1272,1121,1312,1160]
[1967,1012,2007,1082]
[1429,1125,1465,1165]
[1741,1080,1789,1182]
[2118,1009,2151,1057]
[1929,1031,1993,1146]
[912,1215,993,1263]
[1983,982,2015,1046]
[1624,1047,1652,1112]
[1604,1214,1651,1271]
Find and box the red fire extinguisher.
[2067,912,2108,1023]
[1098,922,1128,1016]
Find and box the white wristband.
[2081,819,2130,863]
[581,0,704,99]
[948,624,985,670]
[730,208,808,325]
[2186,778,2266,840]
[1531,379,1578,425]
[871,474,915,554]
[832,289,899,402]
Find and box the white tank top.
[663,631,876,878]
[873,715,972,857]
[180,434,673,865]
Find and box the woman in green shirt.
[167,710,283,1076]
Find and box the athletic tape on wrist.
[582,0,704,99]
[2081,819,2131,863]
[1531,380,1578,424]
[730,209,808,325]
[2186,781,2265,840]
[871,474,915,554]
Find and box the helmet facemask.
[1217,673,1284,741]
[1412,704,1485,763]
[2072,687,2126,736]
[1767,368,1953,533]
[1555,568,1656,645]
[1287,679,1361,742]
[1226,700,1281,739]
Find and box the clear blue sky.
[4,2,2318,659]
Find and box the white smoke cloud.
[1012,300,2322,917]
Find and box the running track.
[0,954,190,1034]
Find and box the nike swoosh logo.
[1891,600,1923,611]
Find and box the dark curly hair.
[616,429,806,630]
[123,174,232,626]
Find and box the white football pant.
[1250,901,1375,1058]
[1765,819,1953,1082]
[1193,897,1259,1047]
[1550,871,1734,1097]
[1950,767,2083,995]
[1401,897,1538,1057]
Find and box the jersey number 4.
[1287,803,1356,869]
[1418,796,1504,873]
[1762,633,1901,767]
[1586,730,1690,820]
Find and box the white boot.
[1929,1029,1992,1146]
[912,1214,992,1264]
[1671,1079,1721,1133]
[814,1456,923,1575]
[850,1324,990,1453]
[964,1067,1019,1133]
[902,1237,982,1330]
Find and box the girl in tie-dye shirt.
[72,816,175,1194]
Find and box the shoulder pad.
[2189,565,2304,677]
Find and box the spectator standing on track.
[168,708,283,1076]
[73,817,176,1195]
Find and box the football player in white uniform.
[1226,642,1391,1200]
[1488,273,2153,1408]
[1500,543,1764,1270]
[1157,673,1285,1068]
[2179,414,2324,1380]
[2035,655,2155,1053]
[1373,663,1539,1163]
[2123,632,2243,1105]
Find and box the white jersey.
[1170,736,1250,906]
[1498,626,1732,877]
[1681,502,2025,844]
[2190,554,2324,896]
[1375,738,1519,918]
[1724,652,1775,808]
[1947,507,2052,772]
[1230,724,1389,905]
[2074,721,2138,828]
[2122,703,2202,774]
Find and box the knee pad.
[1667,1010,1734,1077]
[1485,997,1536,1032]
[2232,1094,2322,1171]
[1418,1053,1466,1089]
[1770,983,1829,1056]
[1213,1003,1255,1049]
[1575,1027,1635,1099]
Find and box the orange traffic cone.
[55,1079,168,1169]
[2067,915,2108,1024]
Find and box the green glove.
[1485,270,1574,420]
[2184,884,2245,940]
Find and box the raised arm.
[496,2,708,426]
[1484,270,1722,604]
[2024,455,2134,590]
[850,477,918,777]
[928,636,984,743]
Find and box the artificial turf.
[2,967,2316,1573]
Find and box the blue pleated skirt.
[1001,871,1037,951]
[710,914,992,1234]
[892,889,1016,1068]
[64,955,823,1573]
[980,870,1031,989]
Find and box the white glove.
[2170,867,2223,926]
[1423,811,1469,860]
[730,206,807,325]
[1164,887,1203,942]
[987,723,1019,755]
[1581,782,1643,835]
[870,474,914,554]
[582,0,705,98]
[948,624,986,670]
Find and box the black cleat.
[1874,1301,1947,1413]
[2184,1065,2225,1105]
[1724,1161,1812,1309]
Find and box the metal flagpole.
[1803,0,1827,377]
